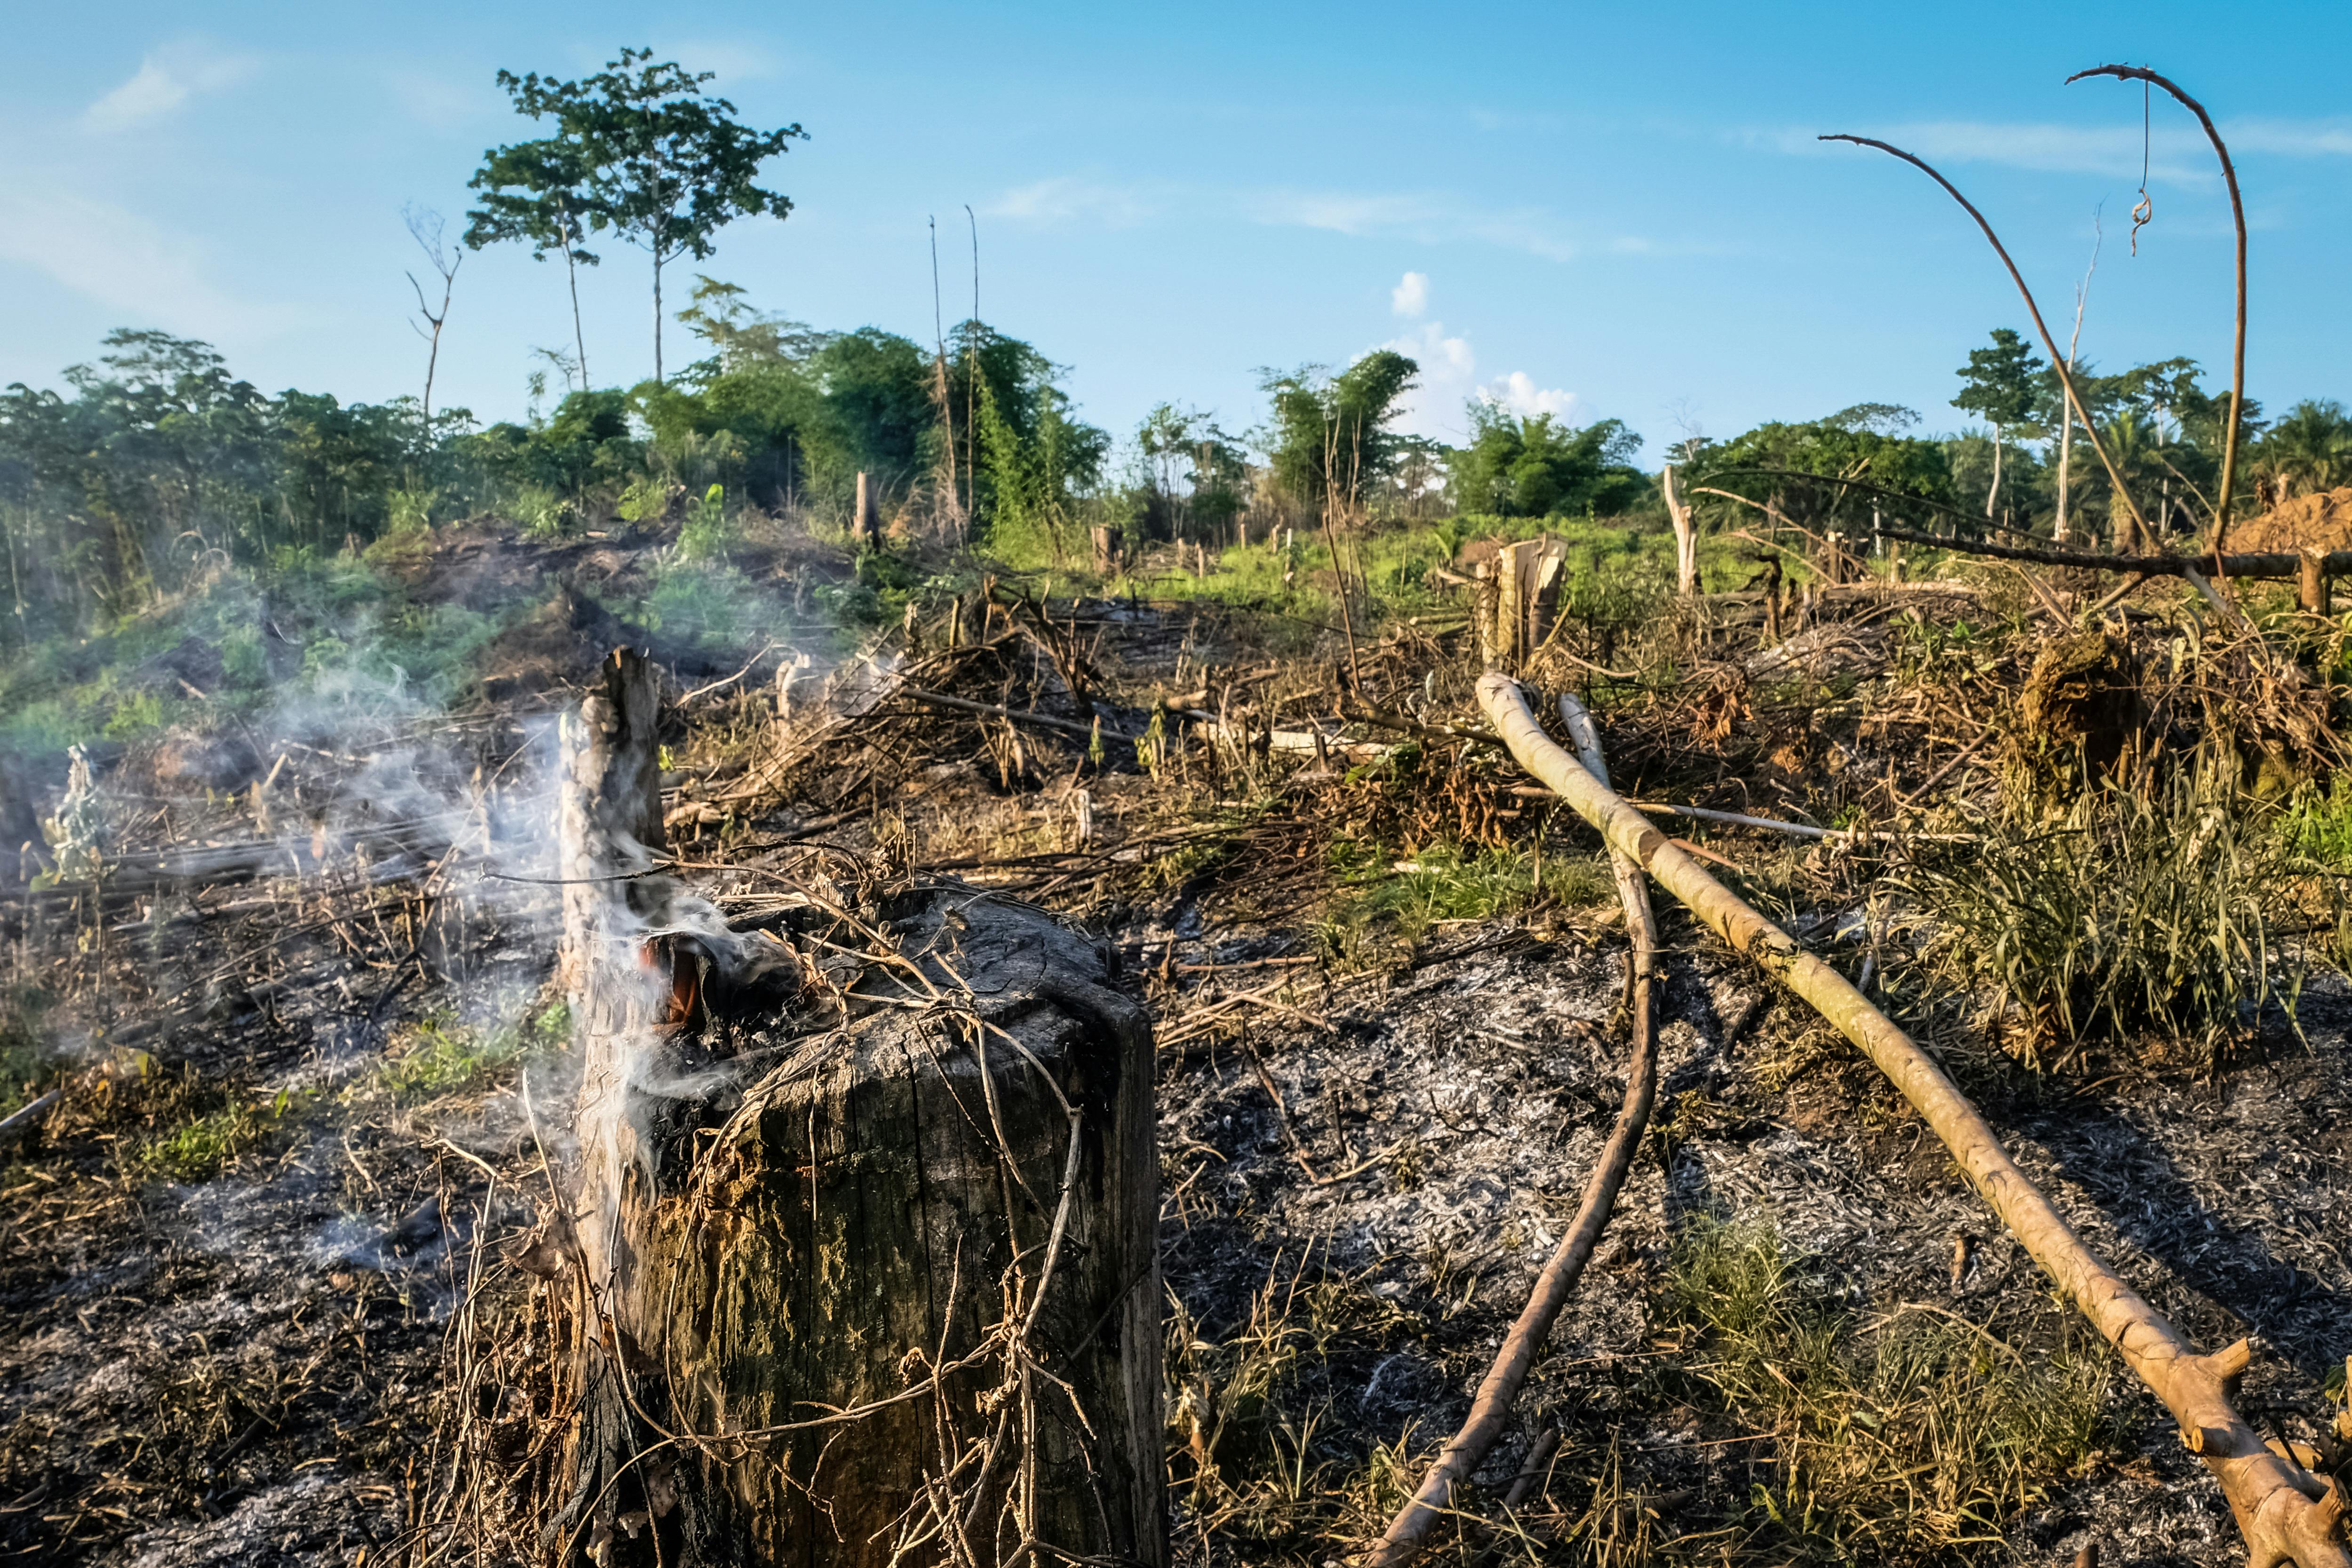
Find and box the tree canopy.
[1448,403,1646,519]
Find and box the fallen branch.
[1474,672,2350,1568]
[1368,689,1659,1566]
[896,686,1125,742]
[1874,524,2348,583]
[0,1088,63,1151]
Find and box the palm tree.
[2098,409,2169,552]
[2251,398,2352,506]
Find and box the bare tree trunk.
[652,250,665,386]
[1475,672,2352,1568]
[1987,425,2003,519]
[1663,464,1697,595]
[562,208,590,390]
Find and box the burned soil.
[3,514,2350,1567]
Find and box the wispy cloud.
[2226,118,2352,158]
[985,176,1162,228]
[82,40,258,133]
[986,175,1664,264]
[1248,188,1588,262]
[0,178,294,339]
[1773,115,2352,185]
[1391,270,1428,318]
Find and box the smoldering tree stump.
[553,648,1163,1567]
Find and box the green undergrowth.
[1899,757,2304,1073]
[123,1064,315,1184]
[1320,838,1610,953]
[1657,1217,2118,1564]
[371,1000,569,1104]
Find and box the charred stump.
[551,648,1162,1567]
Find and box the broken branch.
[1475,671,2350,1568]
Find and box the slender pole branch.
[1818,134,2153,544]
[2066,64,2249,576]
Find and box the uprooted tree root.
[1478,671,2351,1568]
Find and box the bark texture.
[554,648,1163,1566]
[1476,671,2350,1568]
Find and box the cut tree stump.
[553,647,1163,1567]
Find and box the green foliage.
[374,1001,569,1103]
[1260,351,1419,507]
[675,483,731,559]
[129,1073,312,1183]
[1952,328,2044,434]
[1322,839,1608,949]
[1446,402,1646,518]
[473,48,807,381]
[1698,409,1955,534]
[2255,398,2352,500]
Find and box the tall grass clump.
[1901,756,2302,1071]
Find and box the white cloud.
[0,178,294,339]
[1391,270,1428,318]
[1482,371,1579,421]
[1380,319,1580,438]
[82,40,257,133]
[985,176,1160,228]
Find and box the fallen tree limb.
[1875,524,2349,583]
[896,686,1127,742]
[0,1088,62,1151]
[1368,690,1659,1566]
[1474,672,2350,1568]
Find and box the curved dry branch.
[2068,64,2249,568]
[1474,672,2350,1568]
[1366,692,1660,1567]
[1818,134,2155,547]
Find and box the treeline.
[10,286,2352,657]
[1678,331,2352,554]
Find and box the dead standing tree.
[1476,673,2349,1568]
[551,648,1164,1566]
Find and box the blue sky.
[7,1,2350,463]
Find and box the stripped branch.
[1818,134,2155,547]
[1475,672,2350,1568]
[1367,690,1659,1565]
[2068,65,2248,567]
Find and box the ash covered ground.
[2,519,2349,1566]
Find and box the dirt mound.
[2226,486,2352,553]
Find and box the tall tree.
[591,49,803,384]
[1952,328,2043,521]
[1260,351,1419,509]
[465,127,603,388]
[471,49,804,385]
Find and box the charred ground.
[2,508,2349,1566]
